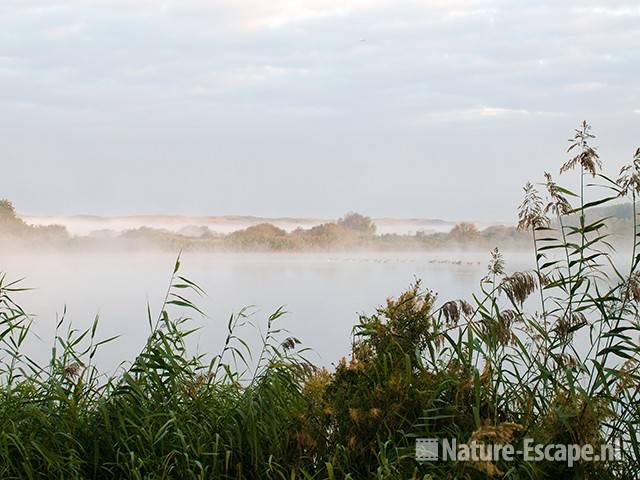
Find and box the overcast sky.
[1,0,639,220]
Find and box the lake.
[0,251,533,372]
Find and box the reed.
[0,122,638,478]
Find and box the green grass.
[0,121,639,479]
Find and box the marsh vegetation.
[1,123,639,478]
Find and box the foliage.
[0,198,69,243]
[0,199,28,234]
[337,212,377,235]
[0,122,639,478]
[449,222,480,242]
[0,199,532,251]
[225,223,297,250]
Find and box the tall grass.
[0,122,639,479]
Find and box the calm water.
[0,251,532,371]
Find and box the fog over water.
[2,251,533,371]
[21,214,511,236]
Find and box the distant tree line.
[0,200,530,252]
[0,199,69,245]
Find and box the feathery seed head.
[561,121,601,176]
[517,182,548,230]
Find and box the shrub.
[0,122,639,478]
[337,212,377,235]
[226,223,298,250]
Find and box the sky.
[1,0,639,221]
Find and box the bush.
[0,122,639,478]
[226,223,298,250]
[337,212,377,235]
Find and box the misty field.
[1,123,640,479]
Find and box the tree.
[449,222,479,241]
[0,199,27,232]
[0,199,17,223]
[337,212,376,235]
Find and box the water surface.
[1,251,532,371]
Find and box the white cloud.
[42,22,86,39]
[573,5,640,17]
[563,82,608,93]
[191,65,309,96]
[1,0,639,218]
[416,106,565,124]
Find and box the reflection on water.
[0,251,533,371]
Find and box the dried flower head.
[281,336,301,351]
[543,171,572,216]
[560,120,601,176]
[616,357,639,395]
[441,300,460,326]
[496,309,517,345]
[538,271,552,288]
[616,148,640,197]
[460,300,474,317]
[555,312,587,343]
[487,247,505,276]
[64,362,83,378]
[501,272,537,307]
[517,182,548,230]
[478,310,516,346]
[625,271,640,303]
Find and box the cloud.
[191,65,310,97]
[573,5,640,17]
[1,0,639,218]
[416,106,566,124]
[563,82,608,93]
[2,1,638,119]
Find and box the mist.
[1,249,534,372]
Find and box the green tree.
[337,212,376,235]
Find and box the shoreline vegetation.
[1,203,532,252]
[1,122,640,478]
[3,204,639,255]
